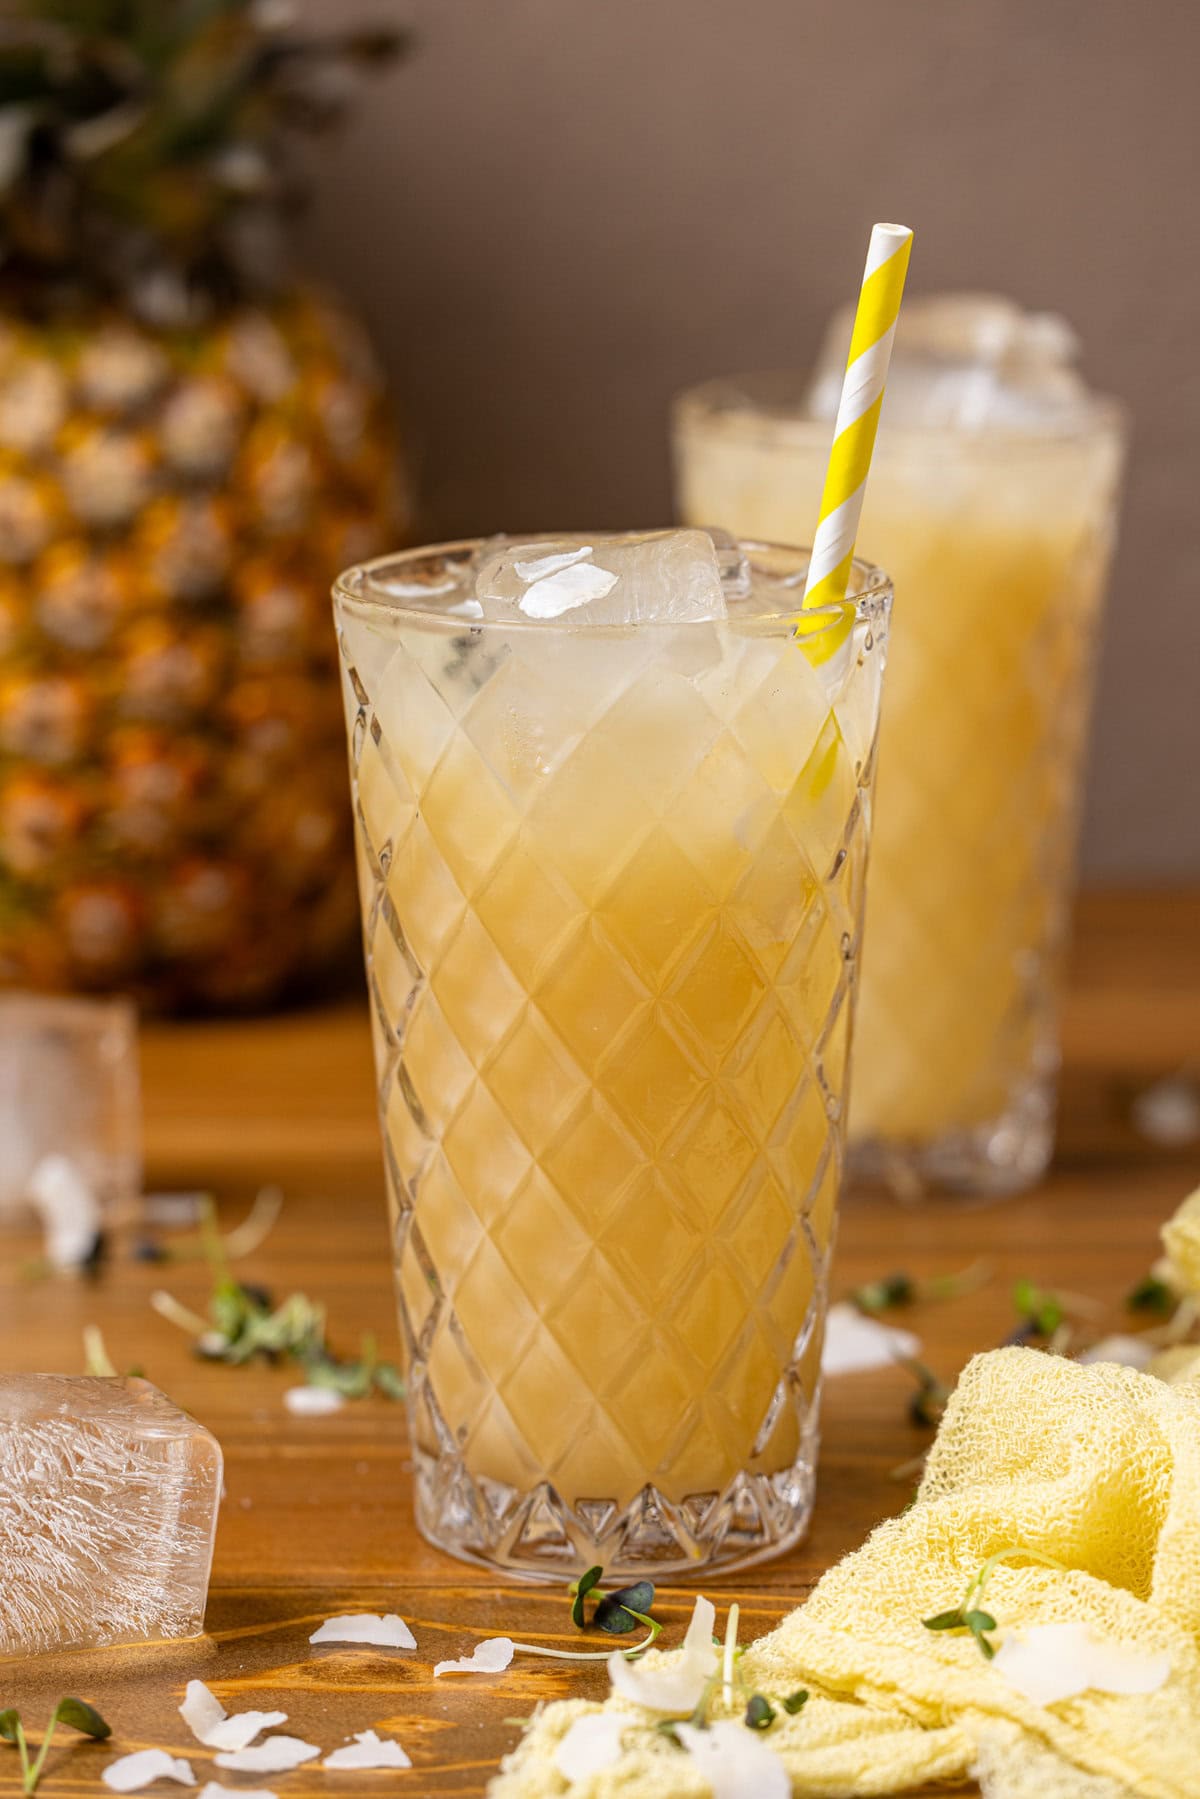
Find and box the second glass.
[675,301,1127,1194]
[334,535,890,1578]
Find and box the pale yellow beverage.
[675,298,1126,1194]
[334,532,890,1577]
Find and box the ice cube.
[0,1375,221,1656]
[0,994,140,1228]
[474,529,727,626]
[807,292,1098,432]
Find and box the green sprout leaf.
[0,1710,21,1744]
[924,1547,1067,1660]
[569,1565,605,1630]
[594,1581,656,1636]
[373,1361,406,1400]
[743,1694,775,1730]
[899,1358,954,1428]
[1128,1274,1176,1316]
[781,1689,809,1715]
[852,1272,915,1313]
[1012,1279,1065,1338]
[50,1700,109,1740]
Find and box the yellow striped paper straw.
[801,222,913,613]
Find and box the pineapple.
[0,1,409,1007]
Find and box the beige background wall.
[300,0,1199,879]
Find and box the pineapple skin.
[0,287,408,1011]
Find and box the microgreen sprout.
[150,1199,403,1401]
[81,1327,143,1381]
[743,1694,775,1729]
[1011,1279,1066,1340]
[81,1326,117,1377]
[851,1272,915,1313]
[568,1566,657,1638]
[851,1261,991,1314]
[923,1546,1069,1659]
[0,1700,110,1795]
[897,1357,954,1428]
[780,1689,809,1714]
[1127,1274,1177,1317]
[721,1602,740,1706]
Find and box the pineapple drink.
[334,531,891,1577]
[674,298,1126,1194]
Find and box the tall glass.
[334,537,890,1578]
[674,327,1126,1195]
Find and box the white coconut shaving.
[212,1737,321,1773]
[607,1594,717,1712]
[1078,1335,1156,1371]
[323,1730,412,1770]
[283,1385,345,1417]
[434,1637,515,1677]
[993,1622,1171,1707]
[198,1787,277,1799]
[676,1718,790,1798]
[309,1612,416,1648]
[553,1712,626,1780]
[102,1750,195,1791]
[821,1302,920,1375]
[27,1154,101,1269]
[178,1679,286,1750]
[1131,1074,1200,1146]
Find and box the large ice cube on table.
[474,527,728,625]
[0,1376,221,1657]
[0,994,140,1243]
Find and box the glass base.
[849,1080,1056,1201]
[412,1435,819,1584]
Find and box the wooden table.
[2,889,1198,1797]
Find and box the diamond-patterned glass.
[675,390,1126,1194]
[335,542,889,1578]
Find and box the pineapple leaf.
[0,0,409,314]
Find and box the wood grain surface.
[2,890,1198,1796]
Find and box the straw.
[800,222,913,613]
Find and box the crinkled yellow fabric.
[491,1349,1200,1799]
[1161,1184,1200,1293]
[1165,1180,1200,1295]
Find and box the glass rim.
[333,536,893,639]
[673,370,1129,450]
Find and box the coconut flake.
[284,1385,345,1416]
[27,1154,102,1269]
[433,1637,515,1677]
[199,1787,277,1799]
[821,1302,920,1375]
[212,1737,321,1773]
[323,1730,412,1770]
[676,1719,790,1798]
[179,1679,287,1750]
[607,1594,717,1713]
[1078,1335,1156,1371]
[993,1622,1171,1707]
[102,1750,196,1792]
[309,1612,416,1649]
[1132,1075,1200,1146]
[553,1713,626,1780]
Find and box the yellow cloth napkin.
[491,1347,1200,1798]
